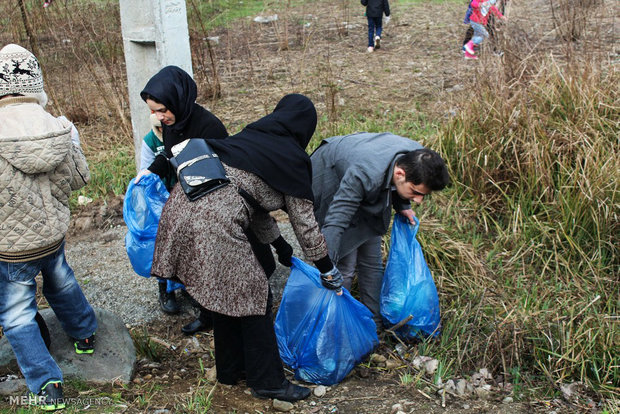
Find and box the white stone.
[479,368,492,379]
[391,403,403,414]
[475,387,490,399]
[423,359,439,375]
[314,385,327,397]
[78,195,93,205]
[254,14,278,23]
[206,367,217,382]
[370,353,387,363]
[273,399,294,411]
[456,379,468,396]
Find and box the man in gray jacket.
[311,132,450,329]
[0,44,97,411]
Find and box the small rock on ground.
[273,398,294,411]
[313,385,326,397]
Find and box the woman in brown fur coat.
[152,94,343,402]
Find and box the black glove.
[320,266,344,294]
[271,235,293,267]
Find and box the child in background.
[464,0,506,59]
[361,0,390,53]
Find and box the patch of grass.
[131,328,165,363]
[187,0,321,31]
[177,380,216,413]
[70,145,136,208]
[311,104,440,152]
[400,372,415,385]
[64,378,91,393]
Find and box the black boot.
[252,379,311,402]
[181,310,213,335]
[158,282,180,314]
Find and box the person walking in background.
[361,0,390,52]
[0,43,97,411]
[311,132,450,330]
[461,0,507,58]
[151,94,344,402]
[463,0,506,59]
[136,65,278,336]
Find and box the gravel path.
[65,219,300,327]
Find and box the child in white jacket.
[0,43,97,411]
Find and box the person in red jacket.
[361,0,390,52]
[463,0,506,59]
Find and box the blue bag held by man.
[380,215,441,338]
[275,258,379,385]
[123,174,169,277]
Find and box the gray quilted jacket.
[0,96,90,256]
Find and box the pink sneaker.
[464,50,478,60]
[367,46,374,53]
[464,40,475,55]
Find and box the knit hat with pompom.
[0,44,47,106]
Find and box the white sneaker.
[367,46,374,53]
[374,36,381,49]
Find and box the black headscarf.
[140,66,197,133]
[207,94,317,201]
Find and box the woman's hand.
[271,236,293,267]
[135,169,152,184]
[320,266,344,296]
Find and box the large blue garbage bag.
[123,174,169,278]
[275,257,379,385]
[380,215,441,338]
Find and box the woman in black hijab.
[151,94,343,402]
[138,65,228,181]
[136,66,276,335]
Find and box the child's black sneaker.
[74,333,95,354]
[31,380,65,411]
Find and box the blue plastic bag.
[380,215,441,338]
[275,258,379,385]
[123,174,169,278]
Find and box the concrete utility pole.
[119,0,193,170]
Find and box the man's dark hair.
[395,149,450,191]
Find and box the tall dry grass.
[425,46,619,397]
[2,0,131,147]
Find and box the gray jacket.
[0,96,90,257]
[311,132,422,262]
